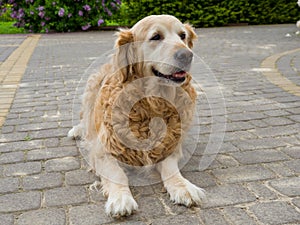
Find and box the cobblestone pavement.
[0,24,300,225]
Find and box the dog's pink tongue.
[173,71,187,78]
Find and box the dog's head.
[114,15,197,85]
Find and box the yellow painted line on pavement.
[261,48,300,97]
[0,34,41,127]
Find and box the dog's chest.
[94,79,196,166]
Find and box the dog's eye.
[179,32,186,40]
[150,34,161,41]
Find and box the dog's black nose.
[174,48,193,66]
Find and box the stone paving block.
[246,182,278,200]
[215,154,239,167]
[269,177,300,197]
[249,201,300,225]
[69,204,112,225]
[65,169,96,186]
[199,208,230,225]
[0,151,24,164]
[44,186,88,207]
[151,214,200,225]
[0,140,44,153]
[223,206,257,225]
[231,149,289,165]
[262,117,294,126]
[27,146,78,161]
[282,146,300,159]
[28,128,70,139]
[255,124,299,137]
[284,159,300,173]
[182,171,217,188]
[0,214,14,225]
[224,131,258,141]
[203,184,256,208]
[265,162,295,177]
[136,196,165,217]
[0,191,41,213]
[0,177,19,194]
[4,162,41,177]
[212,164,275,184]
[23,172,63,190]
[17,208,66,225]
[292,198,300,209]
[16,122,59,132]
[232,137,287,151]
[45,157,80,172]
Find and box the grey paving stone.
[28,128,70,139]
[0,140,44,153]
[23,173,63,190]
[44,186,88,207]
[246,182,277,200]
[232,149,289,164]
[215,154,239,167]
[269,177,300,197]
[212,164,275,183]
[136,196,165,217]
[45,157,80,172]
[16,122,59,132]
[282,146,300,159]
[223,207,257,225]
[4,162,42,177]
[265,162,295,177]
[27,146,78,161]
[0,214,14,225]
[182,171,217,188]
[69,204,112,225]
[262,117,294,126]
[292,198,300,209]
[151,214,201,225]
[0,177,19,194]
[204,184,256,208]
[17,208,66,225]
[232,137,287,150]
[249,201,300,225]
[0,191,41,213]
[65,169,96,186]
[0,151,24,164]
[255,124,300,137]
[199,208,230,225]
[284,159,300,173]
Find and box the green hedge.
[114,0,300,27]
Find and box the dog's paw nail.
[105,193,138,217]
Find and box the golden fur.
[69,15,205,217]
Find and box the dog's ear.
[184,24,197,49]
[114,28,135,82]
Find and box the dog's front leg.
[157,150,205,207]
[94,154,138,217]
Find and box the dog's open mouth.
[152,68,186,83]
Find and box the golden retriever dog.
[68,15,205,217]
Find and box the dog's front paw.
[167,179,205,207]
[105,191,138,217]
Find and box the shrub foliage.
[116,0,300,27]
[0,0,121,32]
